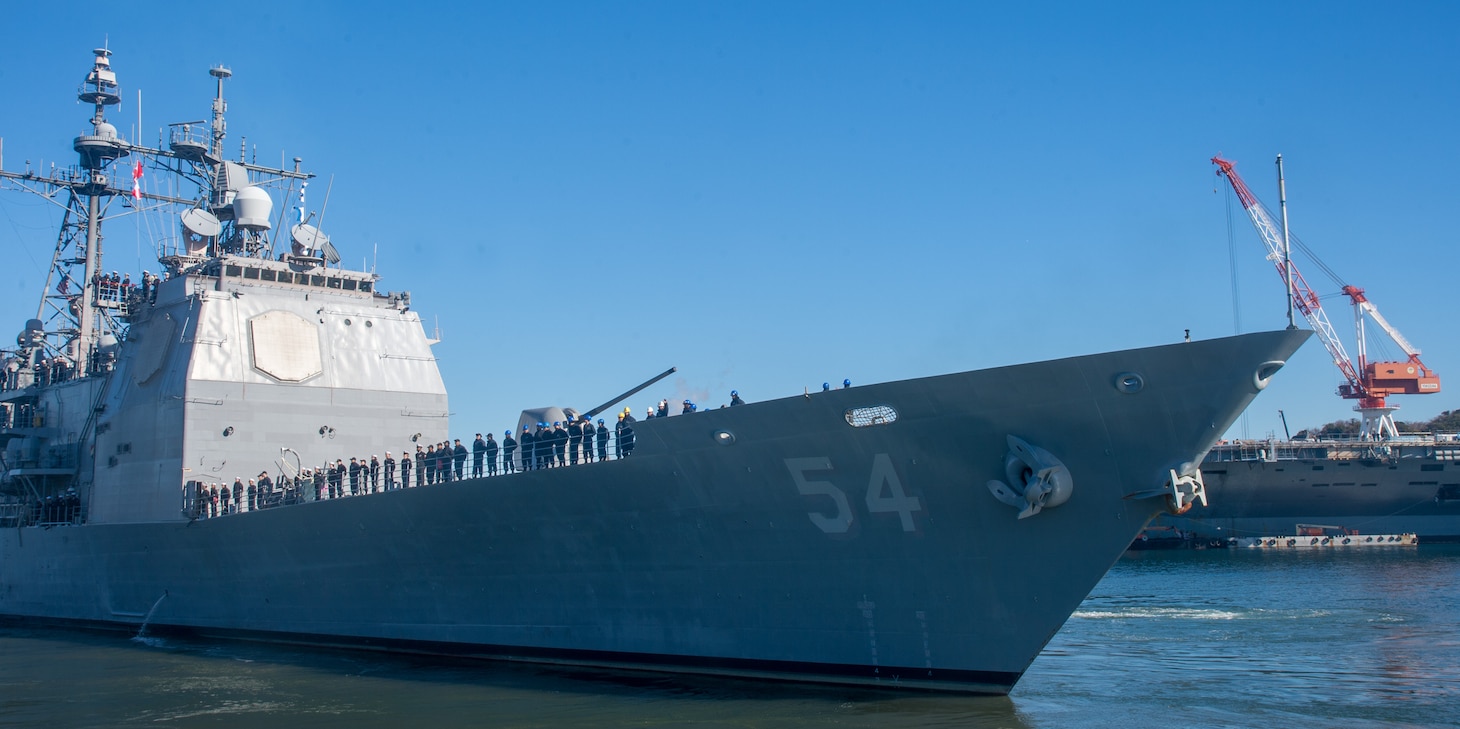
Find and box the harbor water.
[3,546,1457,728]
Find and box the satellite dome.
[95,122,119,140]
[232,186,273,231]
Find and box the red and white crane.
[1212,154,1440,439]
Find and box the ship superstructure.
[1,49,446,525]
[0,48,1310,694]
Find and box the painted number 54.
[784,454,921,534]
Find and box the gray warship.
[0,48,1309,694]
[1149,434,1460,544]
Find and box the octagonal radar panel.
[249,310,323,383]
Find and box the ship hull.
[0,330,1308,693]
[1153,448,1460,543]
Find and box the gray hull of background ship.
[1155,456,1460,541]
[0,330,1310,693]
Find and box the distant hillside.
[1301,409,1460,437]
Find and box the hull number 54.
[785,454,921,534]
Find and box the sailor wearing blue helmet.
[502,429,518,474]
[595,418,611,462]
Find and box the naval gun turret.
[512,367,678,437]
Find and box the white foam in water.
[1073,607,1244,621]
[129,634,170,649]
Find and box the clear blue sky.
[2,2,1457,439]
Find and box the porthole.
[1114,372,1144,394]
[714,430,736,445]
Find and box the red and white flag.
[132,160,143,199]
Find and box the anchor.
[986,435,1074,519]
[1124,468,1208,515]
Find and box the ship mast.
[74,48,130,373]
[0,48,134,378]
[209,65,230,162]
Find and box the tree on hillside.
[1315,419,1360,437]
[1428,410,1460,433]
[1297,409,1459,438]
[1392,410,1460,434]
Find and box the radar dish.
[181,208,222,238]
[320,240,341,265]
[291,223,330,253]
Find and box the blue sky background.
[2,2,1456,439]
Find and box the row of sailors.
[637,391,748,421]
[0,352,115,392]
[188,389,777,518]
[28,489,83,525]
[189,417,639,519]
[190,473,300,518]
[90,271,162,304]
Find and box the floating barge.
[1230,524,1418,549]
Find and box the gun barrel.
[584,367,677,419]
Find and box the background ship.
[1156,434,1460,544]
[1144,156,1456,545]
[1,48,1309,694]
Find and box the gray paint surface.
[2,328,1309,693]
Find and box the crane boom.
[1212,154,1440,439]
[1211,156,1361,389]
[1341,285,1420,357]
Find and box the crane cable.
[1223,182,1249,439]
[1227,163,1403,366]
[1223,181,1242,335]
